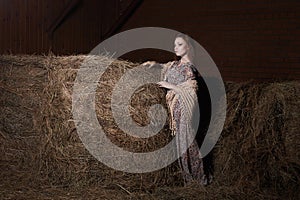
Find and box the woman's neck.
[180,56,191,64]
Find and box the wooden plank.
[102,0,143,39]
[46,0,81,39]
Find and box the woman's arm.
[141,61,161,68]
[157,81,176,90]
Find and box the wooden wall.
[119,0,300,81]
[0,0,141,55]
[0,0,299,81]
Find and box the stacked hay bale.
[0,55,48,187]
[214,81,300,197]
[0,55,178,192]
[0,55,299,199]
[38,55,177,189]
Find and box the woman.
[143,34,212,185]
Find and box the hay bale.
[214,81,300,196]
[0,54,299,198]
[0,55,47,186]
[0,54,179,191]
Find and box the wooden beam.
[102,0,143,40]
[47,0,81,39]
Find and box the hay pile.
[0,54,299,199]
[214,81,300,197]
[0,55,179,193]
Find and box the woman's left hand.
[157,81,174,89]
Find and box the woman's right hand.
[141,61,158,68]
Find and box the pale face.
[174,37,189,58]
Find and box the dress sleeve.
[183,64,196,81]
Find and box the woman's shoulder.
[185,61,195,67]
[181,61,196,70]
[182,62,200,77]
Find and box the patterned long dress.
[163,61,211,186]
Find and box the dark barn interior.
[0,0,299,199]
[1,0,300,81]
